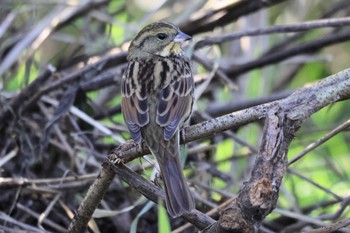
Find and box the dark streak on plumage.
[126,82,130,96]
[172,96,178,106]
[158,99,167,115]
[178,79,184,94]
[130,71,136,91]
[121,21,195,218]
[162,85,170,99]
[128,62,135,81]
[140,82,146,99]
[161,61,169,81]
[129,97,134,107]
[173,80,179,90]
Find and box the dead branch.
[68,68,350,232]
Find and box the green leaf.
[110,22,126,45]
[291,62,325,89]
[5,62,39,91]
[158,200,171,233]
[216,139,234,172]
[312,102,347,128]
[326,133,349,158]
[246,69,263,98]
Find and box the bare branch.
[306,218,350,233]
[195,17,350,49]
[289,118,350,165]
[180,0,288,35]
[201,66,350,233]
[69,68,350,232]
[227,30,350,76]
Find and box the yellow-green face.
[129,22,191,58]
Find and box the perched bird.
[121,21,195,217]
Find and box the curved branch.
[69,68,350,232]
[195,17,350,49]
[202,69,350,232]
[180,0,287,35]
[226,30,350,76]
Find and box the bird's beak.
[174,31,192,42]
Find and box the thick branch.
[109,102,273,164]
[109,161,216,230]
[69,69,350,232]
[68,163,115,233]
[202,69,350,232]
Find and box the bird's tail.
[158,151,195,218]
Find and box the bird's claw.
[107,140,138,165]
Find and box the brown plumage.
[121,21,195,217]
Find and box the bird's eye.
[157,33,167,40]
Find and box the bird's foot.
[153,173,163,187]
[107,140,138,164]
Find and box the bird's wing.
[156,61,194,141]
[121,64,149,144]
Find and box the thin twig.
[226,29,350,76]
[0,212,45,233]
[306,218,350,233]
[16,203,66,233]
[288,169,343,201]
[180,0,288,34]
[195,17,350,49]
[289,118,350,165]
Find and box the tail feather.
[159,155,195,217]
[142,125,194,217]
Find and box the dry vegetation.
[1,0,350,233]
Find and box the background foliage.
[0,0,349,232]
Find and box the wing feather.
[121,62,149,143]
[156,60,194,141]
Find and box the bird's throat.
[159,42,183,57]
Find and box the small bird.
[121,21,195,217]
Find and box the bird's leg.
[107,139,137,164]
[180,128,186,144]
[153,172,162,188]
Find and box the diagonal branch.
[226,30,350,77]
[195,17,350,50]
[202,69,350,232]
[68,68,350,232]
[180,0,288,35]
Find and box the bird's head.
[128,21,191,58]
